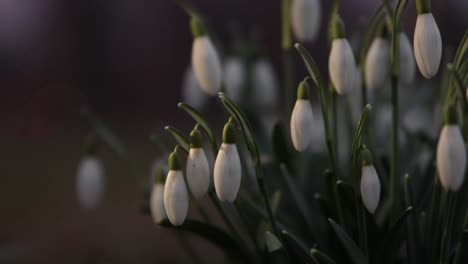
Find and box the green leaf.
[281,230,319,264]
[328,218,368,264]
[178,102,219,155]
[164,126,189,153]
[310,248,337,264]
[159,219,252,263]
[376,206,413,259]
[351,104,372,170]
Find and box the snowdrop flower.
[436,105,466,192]
[164,150,189,226]
[214,120,242,202]
[290,0,321,42]
[365,28,390,90]
[76,155,105,209]
[360,146,380,214]
[191,16,222,95]
[398,32,416,85]
[252,58,279,110]
[413,7,442,79]
[223,57,246,103]
[150,169,167,224]
[290,78,314,152]
[328,16,356,95]
[181,66,208,110]
[186,126,210,199]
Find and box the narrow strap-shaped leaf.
[310,248,337,264]
[281,230,319,264]
[159,219,253,263]
[376,206,413,259]
[178,102,219,155]
[164,126,189,153]
[328,218,368,264]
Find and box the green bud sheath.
[190,15,206,38]
[222,120,236,144]
[168,151,182,170]
[297,78,311,100]
[190,127,203,148]
[361,145,374,167]
[444,104,458,125]
[416,0,431,14]
[375,23,388,39]
[330,15,345,39]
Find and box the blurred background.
[0,0,466,263]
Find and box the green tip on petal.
[331,14,345,39]
[155,168,166,183]
[168,151,182,170]
[444,103,458,125]
[222,120,236,144]
[375,22,388,38]
[361,145,374,166]
[190,126,203,148]
[297,77,311,100]
[190,15,206,38]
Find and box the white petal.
[291,0,321,42]
[186,148,211,199]
[329,38,356,95]
[360,165,381,214]
[181,66,208,110]
[365,38,390,90]
[414,13,442,79]
[164,170,189,226]
[150,183,167,223]
[398,32,415,85]
[290,99,314,152]
[76,156,105,209]
[223,57,246,103]
[214,144,242,202]
[437,125,467,191]
[252,59,279,109]
[192,36,222,95]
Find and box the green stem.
[282,0,294,114]
[331,88,339,177]
[390,74,399,216]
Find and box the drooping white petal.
[192,36,222,95]
[436,125,467,191]
[329,38,357,95]
[290,0,321,42]
[365,37,390,90]
[360,165,381,214]
[398,32,416,85]
[164,170,189,226]
[150,183,167,223]
[76,156,105,209]
[186,148,210,199]
[214,143,242,202]
[290,99,314,152]
[413,13,442,79]
[181,66,208,110]
[252,59,279,110]
[223,57,246,103]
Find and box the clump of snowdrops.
[76,0,468,263]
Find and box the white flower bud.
[186,148,210,199]
[398,32,416,85]
[150,183,167,223]
[252,59,279,109]
[223,57,246,103]
[413,13,442,79]
[181,66,208,110]
[365,37,390,90]
[290,100,314,152]
[192,36,222,95]
[214,143,242,202]
[76,156,105,209]
[290,0,321,42]
[360,165,381,214]
[436,125,467,191]
[164,170,189,226]
[329,38,357,95]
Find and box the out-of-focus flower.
[365,35,390,90]
[252,59,279,110]
[181,66,209,109]
[223,57,246,103]
[150,170,167,223]
[414,13,442,79]
[398,32,416,85]
[290,0,321,42]
[76,155,105,209]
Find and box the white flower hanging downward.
[164,149,189,226]
[328,16,356,95]
[398,32,416,85]
[436,105,467,192]
[252,58,279,110]
[360,146,381,214]
[364,26,390,91]
[290,78,314,152]
[214,120,242,202]
[150,170,167,224]
[76,154,105,210]
[290,0,321,42]
[191,16,222,95]
[413,1,442,79]
[223,57,246,103]
[186,126,210,199]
